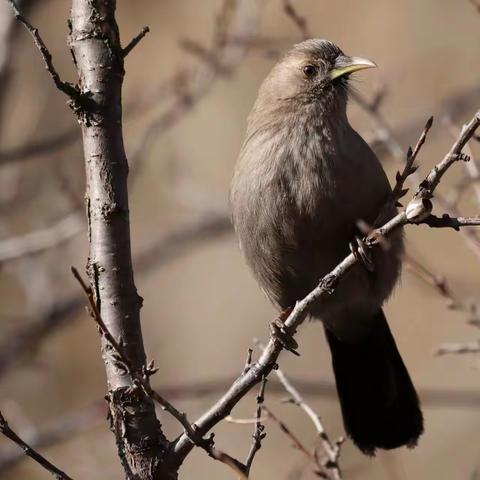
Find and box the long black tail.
[325,310,423,455]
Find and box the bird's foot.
[270,308,300,356]
[349,235,375,272]
[319,274,337,294]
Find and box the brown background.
[1,0,480,479]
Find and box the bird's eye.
[302,64,318,78]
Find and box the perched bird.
[230,39,423,455]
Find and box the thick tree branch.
[67,1,168,477]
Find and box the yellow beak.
[329,55,377,81]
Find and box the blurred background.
[0,0,480,478]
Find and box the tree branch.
[171,109,480,467]
[122,26,150,57]
[6,0,77,97]
[0,410,74,480]
[67,1,168,477]
[417,214,480,230]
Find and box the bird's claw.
[319,274,337,294]
[349,235,375,272]
[270,313,300,356]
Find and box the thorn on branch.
[122,26,150,57]
[243,348,254,374]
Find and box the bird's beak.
[329,55,377,81]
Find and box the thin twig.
[122,26,150,57]
[417,113,480,198]
[6,0,77,97]
[256,341,342,479]
[274,370,343,479]
[417,214,480,230]
[70,266,199,442]
[244,377,267,476]
[444,116,480,207]
[391,116,433,207]
[262,406,327,477]
[0,410,74,480]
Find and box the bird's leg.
[269,307,300,356]
[349,235,375,272]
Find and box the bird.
[230,39,423,455]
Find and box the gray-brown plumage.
[230,39,423,454]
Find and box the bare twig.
[274,369,342,479]
[262,406,327,477]
[122,26,150,57]
[0,410,73,480]
[390,116,433,207]
[416,114,480,197]
[70,267,198,441]
[417,214,480,230]
[256,340,342,479]
[403,253,459,308]
[6,0,77,97]
[244,377,267,476]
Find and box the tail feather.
[325,310,423,455]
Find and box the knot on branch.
[406,198,433,222]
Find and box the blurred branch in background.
[0,211,231,377]
[469,0,480,13]
[256,340,343,480]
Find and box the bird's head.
[256,39,376,115]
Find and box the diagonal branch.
[0,410,74,480]
[171,109,480,467]
[6,0,77,97]
[122,26,150,57]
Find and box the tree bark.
[68,1,170,478]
